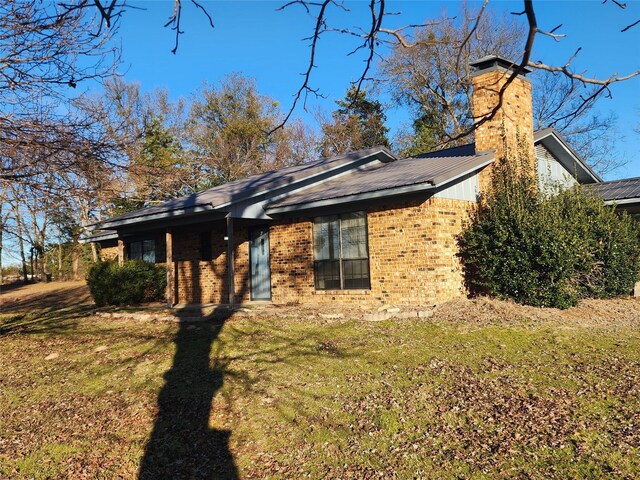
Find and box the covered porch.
[103,214,273,308]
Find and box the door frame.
[249,225,272,301]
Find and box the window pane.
[129,241,142,260]
[313,215,339,260]
[315,260,340,289]
[142,240,156,263]
[343,259,370,289]
[200,231,212,261]
[340,212,367,259]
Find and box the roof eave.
[97,204,220,230]
[80,231,119,244]
[265,182,438,214]
[266,154,494,215]
[211,147,398,211]
[603,197,640,206]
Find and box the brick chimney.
[470,56,535,191]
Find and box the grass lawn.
[1,282,640,479]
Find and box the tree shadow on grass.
[0,284,94,335]
[138,306,238,480]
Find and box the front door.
[249,226,271,300]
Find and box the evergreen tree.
[319,86,389,157]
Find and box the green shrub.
[87,260,166,307]
[458,147,640,309]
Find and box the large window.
[313,212,370,290]
[129,239,156,263]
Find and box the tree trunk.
[16,220,28,284]
[79,202,98,263]
[71,234,80,281]
[58,241,63,281]
[72,251,79,281]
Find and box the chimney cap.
[470,55,532,76]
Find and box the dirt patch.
[433,296,640,329]
[0,280,92,313]
[229,296,640,332]
[3,280,640,332]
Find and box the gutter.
[603,197,640,206]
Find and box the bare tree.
[378,4,523,153]
[75,78,196,212]
[532,73,624,174]
[374,3,625,173]
[277,0,640,143]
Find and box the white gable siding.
[434,172,479,201]
[536,143,578,190]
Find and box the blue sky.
[110,0,640,179]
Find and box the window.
[200,231,212,261]
[128,239,156,263]
[313,212,370,290]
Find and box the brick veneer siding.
[368,197,473,304]
[472,68,535,192]
[270,219,315,303]
[173,227,250,305]
[159,197,473,306]
[99,245,119,261]
[270,196,474,306]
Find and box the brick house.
[89,56,626,307]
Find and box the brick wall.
[368,197,473,304]
[472,68,535,192]
[270,196,474,306]
[270,219,315,304]
[101,199,474,306]
[99,245,118,261]
[173,227,250,305]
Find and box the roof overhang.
[91,147,398,231]
[210,148,397,212]
[80,230,118,244]
[265,153,494,215]
[604,197,640,206]
[94,205,222,230]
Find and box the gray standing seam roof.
[91,126,609,232]
[93,146,395,227]
[588,177,640,202]
[266,149,494,210]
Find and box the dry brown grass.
[2,282,640,479]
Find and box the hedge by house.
[87,260,166,307]
[458,149,640,309]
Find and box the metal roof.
[470,55,532,75]
[93,146,396,229]
[80,229,118,244]
[89,127,613,234]
[588,177,640,202]
[266,150,494,212]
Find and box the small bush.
[87,260,166,307]
[458,145,640,309]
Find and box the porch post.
[166,229,174,307]
[117,238,124,266]
[226,216,235,308]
